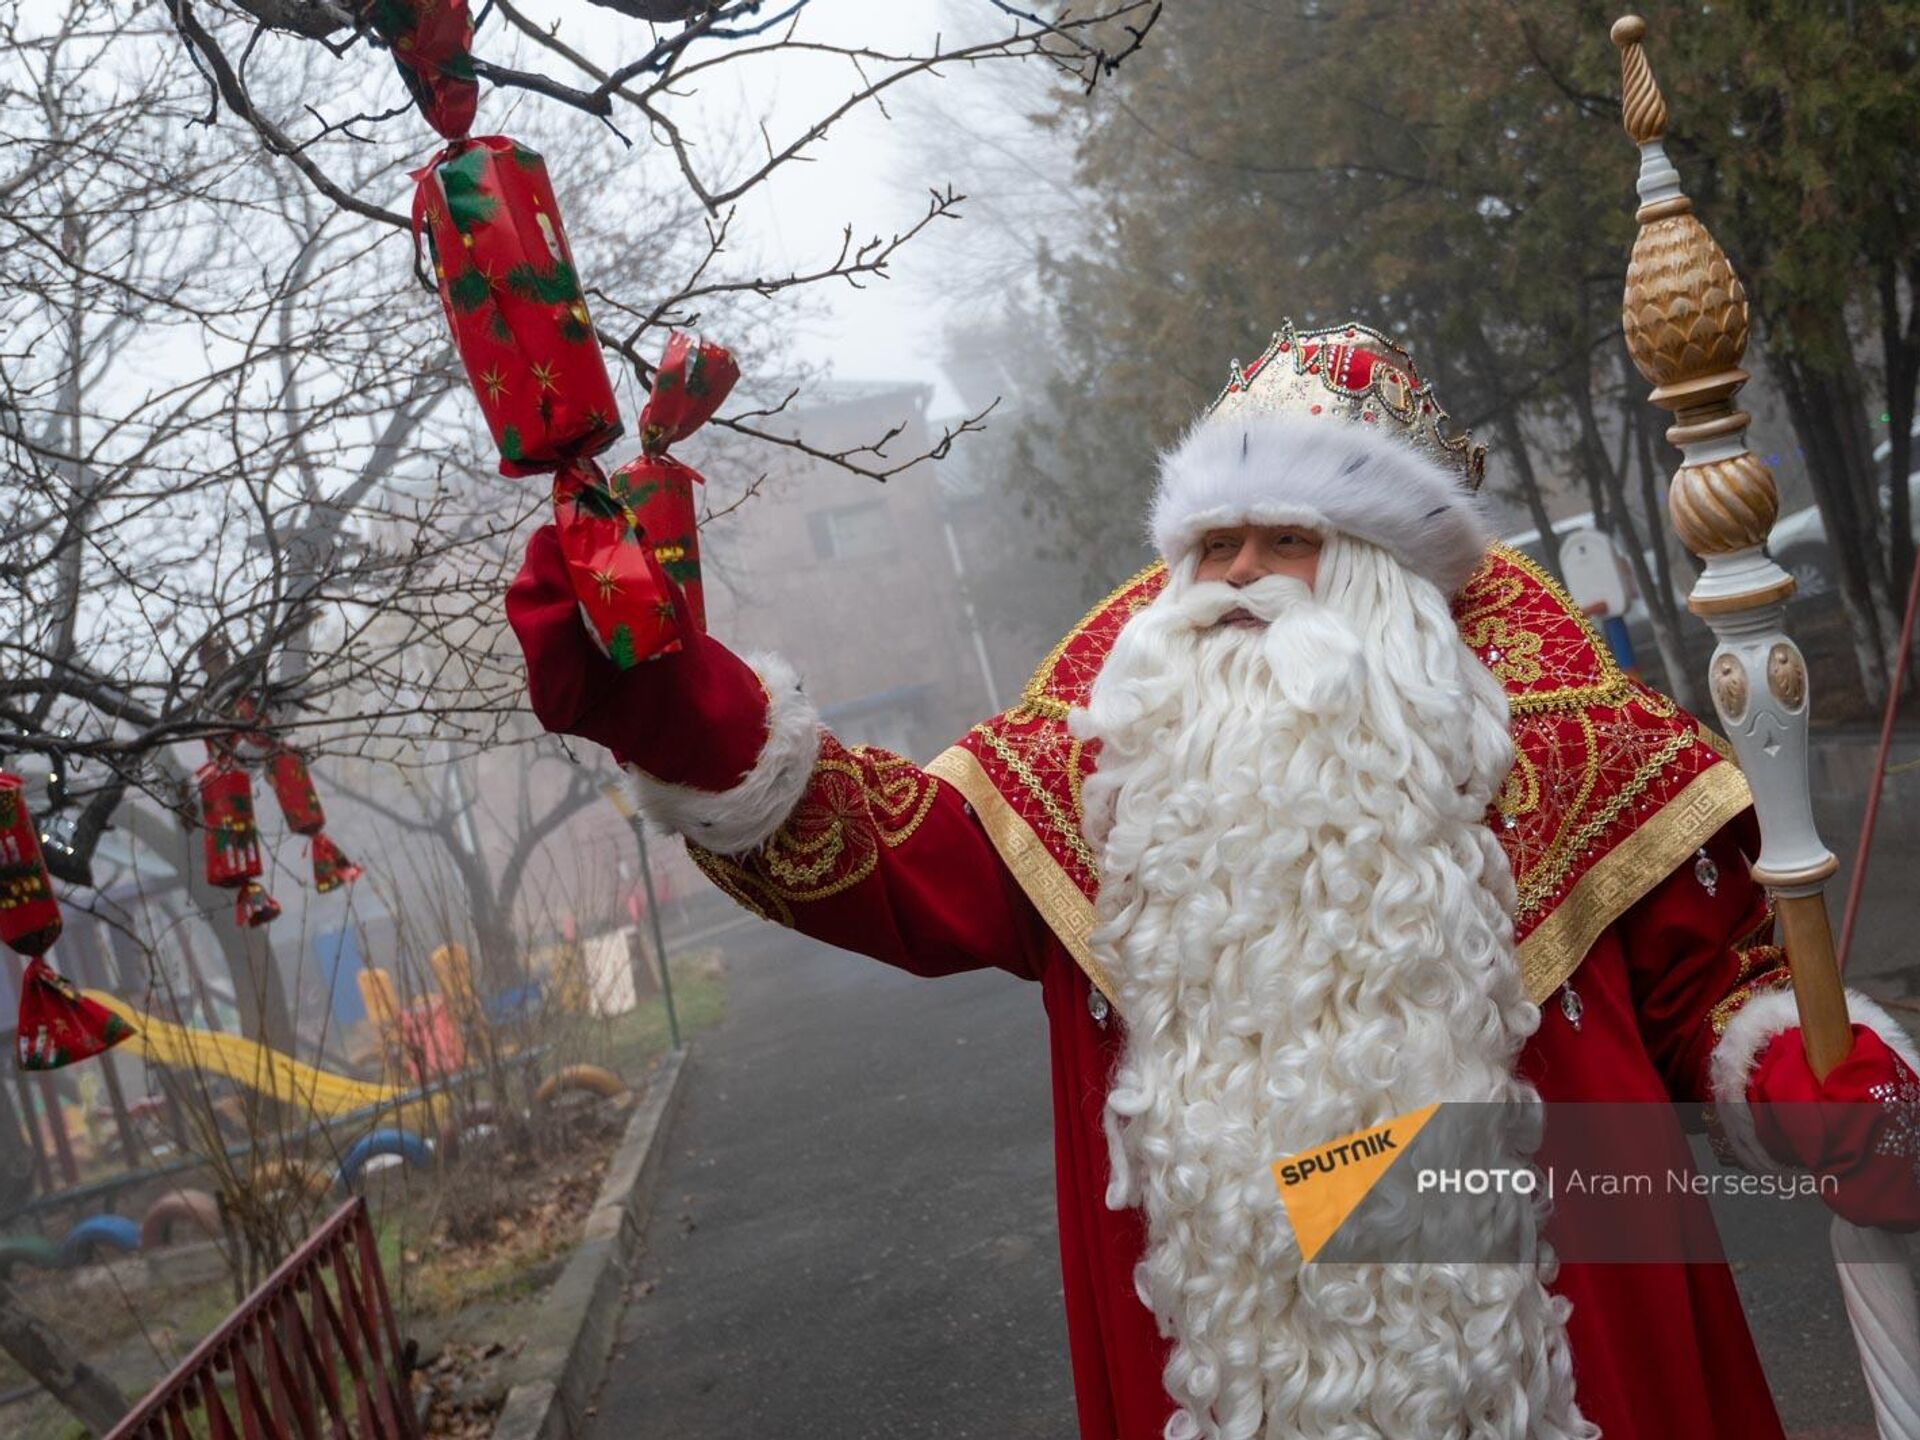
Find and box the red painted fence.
[107,1196,417,1440]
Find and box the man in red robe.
[510,320,1920,1438]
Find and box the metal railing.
[107,1196,416,1440]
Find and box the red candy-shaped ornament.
[0,773,62,957]
[268,747,325,835]
[197,760,279,927]
[638,332,740,455]
[266,747,362,893]
[413,138,623,477]
[311,834,364,894]
[364,0,478,140]
[609,455,705,631]
[16,958,135,1071]
[552,461,681,669]
[605,333,739,634]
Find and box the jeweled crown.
[1207,319,1488,492]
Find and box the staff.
[1611,16,1920,1436]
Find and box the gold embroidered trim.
[1515,761,1753,1003]
[926,745,1113,1004]
[1513,724,1698,919]
[1016,562,1163,721]
[1466,546,1638,717]
[1709,960,1793,1038]
[973,726,1100,877]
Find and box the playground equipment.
[337,1129,433,1191]
[59,1212,139,1265]
[138,1189,221,1250]
[85,990,406,1120]
[533,1064,628,1107]
[0,1233,61,1274]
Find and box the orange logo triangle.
[1270,1103,1440,1262]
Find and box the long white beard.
[1069,537,1593,1440]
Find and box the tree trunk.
[0,1279,130,1435]
[1493,408,1564,582]
[1771,346,1893,705]
[1570,362,1699,710]
[116,796,297,1055]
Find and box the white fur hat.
[1150,322,1491,595]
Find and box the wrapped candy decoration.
[267,747,363,893]
[413,138,622,477]
[608,454,706,631]
[637,332,740,455]
[553,460,681,669]
[197,761,280,928]
[267,747,325,834]
[16,957,135,1072]
[364,0,479,140]
[310,835,364,894]
[605,334,739,633]
[0,773,63,957]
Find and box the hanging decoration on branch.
[266,747,364,893]
[364,0,479,141]
[2,772,135,1071]
[608,332,740,633]
[0,772,65,959]
[392,40,738,667]
[197,758,281,929]
[412,138,624,476]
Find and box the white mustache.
[1168,574,1314,629]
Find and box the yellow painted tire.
[534,1064,629,1107]
[249,1160,331,1202]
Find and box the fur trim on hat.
[1151,413,1490,595]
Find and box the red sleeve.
[1615,810,1792,1103]
[684,733,1049,983]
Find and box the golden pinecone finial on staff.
[1611,13,1772,561]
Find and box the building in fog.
[702,381,1005,763]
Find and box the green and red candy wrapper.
[0,773,63,958]
[553,461,681,669]
[605,334,739,633]
[2,774,134,1070]
[362,0,479,141]
[413,137,623,477]
[16,958,135,1071]
[197,760,280,928]
[267,747,363,893]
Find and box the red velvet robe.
[679,547,1793,1438]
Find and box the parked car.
[1498,511,1662,622]
[1768,420,1920,597]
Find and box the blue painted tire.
[59,1213,140,1265]
[337,1128,432,1191]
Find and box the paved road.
[589,910,1907,1439]
[589,916,1075,1439]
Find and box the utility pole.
[602,782,681,1050]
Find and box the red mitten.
[505,525,769,791]
[1748,1022,1920,1231]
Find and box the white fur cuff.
[625,652,821,857]
[1709,985,1920,1173]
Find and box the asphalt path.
[588,915,1075,1439]
[588,911,1905,1439]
